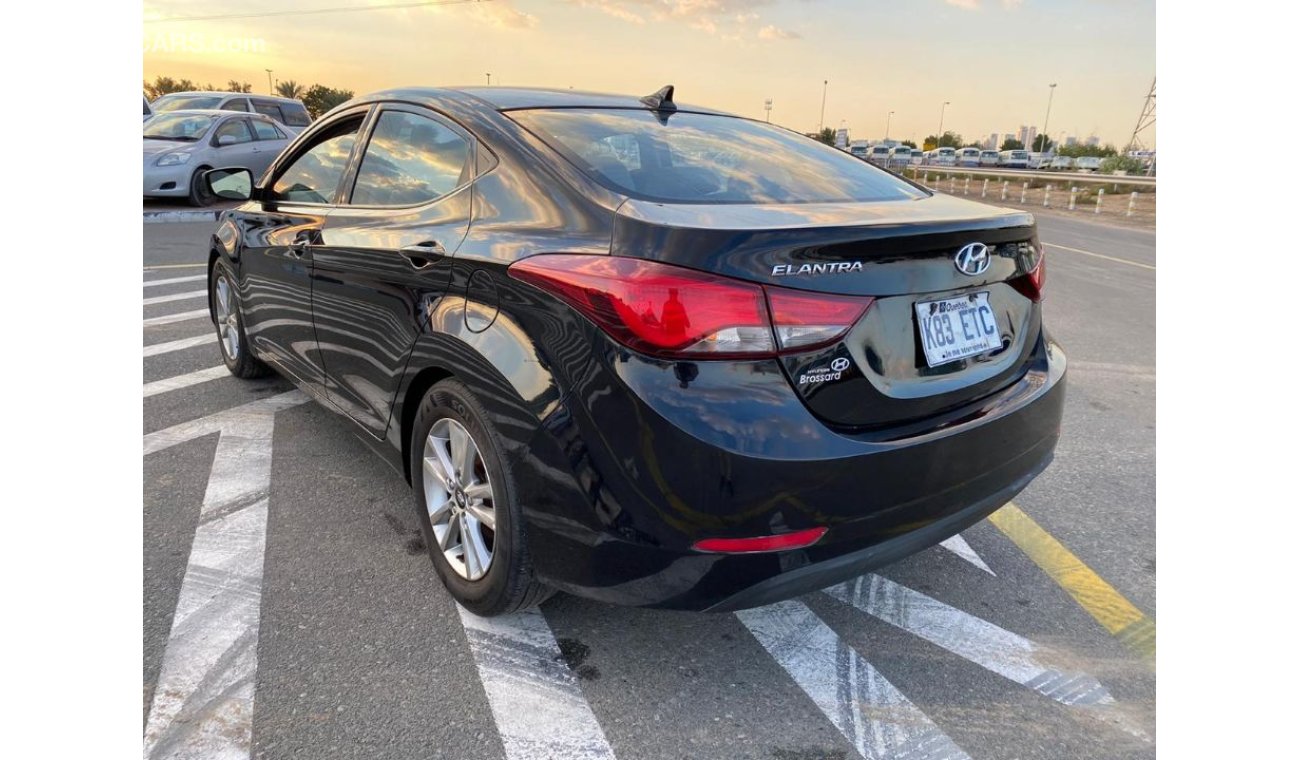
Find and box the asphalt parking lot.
[143,212,1155,760]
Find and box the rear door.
[210,117,260,171]
[248,118,291,177]
[309,104,475,437]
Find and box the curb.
[143,210,223,224]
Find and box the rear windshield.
[152,95,221,112]
[509,108,926,205]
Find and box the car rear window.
[509,108,925,205]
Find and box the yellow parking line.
[989,501,1155,659]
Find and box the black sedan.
[202,85,1065,616]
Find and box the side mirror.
[216,134,239,147]
[205,168,254,201]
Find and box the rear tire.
[209,261,270,379]
[409,378,553,616]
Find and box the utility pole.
[764,98,773,123]
[885,110,894,141]
[818,80,828,133]
[265,69,273,94]
[1041,83,1057,154]
[1125,78,1156,153]
[937,101,950,148]
[486,73,492,86]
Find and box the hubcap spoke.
[449,424,472,480]
[466,501,495,531]
[461,514,481,578]
[439,510,461,551]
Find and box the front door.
[309,105,475,437]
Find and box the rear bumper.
[518,331,1066,611]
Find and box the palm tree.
[226,80,253,93]
[275,80,305,100]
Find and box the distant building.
[1065,135,1078,147]
[1017,125,1038,148]
[986,133,1000,150]
[1085,135,1101,147]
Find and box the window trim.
[261,105,375,208]
[220,97,250,112]
[249,117,287,142]
[338,103,478,211]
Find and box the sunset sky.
[143,0,1155,148]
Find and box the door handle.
[287,229,319,259]
[399,241,446,269]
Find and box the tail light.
[1010,242,1046,302]
[692,527,827,554]
[509,255,874,359]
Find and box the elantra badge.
[954,242,991,276]
[772,261,864,277]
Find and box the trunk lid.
[610,194,1042,428]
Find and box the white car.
[149,91,314,134]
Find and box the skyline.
[143,0,1155,148]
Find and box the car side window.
[222,98,250,112]
[253,100,285,123]
[270,117,362,204]
[251,119,285,141]
[281,102,312,127]
[349,110,471,207]
[213,118,254,145]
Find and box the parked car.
[889,146,914,169]
[1028,153,1054,170]
[143,96,153,122]
[867,144,892,167]
[979,149,999,167]
[849,140,869,159]
[998,149,1029,168]
[202,85,1062,616]
[956,147,982,167]
[1049,156,1075,171]
[149,91,314,134]
[1074,156,1102,172]
[144,110,293,205]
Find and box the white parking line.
[824,575,1149,739]
[145,274,206,288]
[939,535,995,575]
[144,334,214,358]
[458,606,617,760]
[144,366,229,398]
[737,600,970,760]
[143,391,308,760]
[145,309,209,327]
[1042,242,1155,271]
[145,289,207,307]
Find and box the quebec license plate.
[915,292,1001,367]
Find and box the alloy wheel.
[214,274,240,360]
[422,418,496,581]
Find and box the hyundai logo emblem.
[954,242,991,276]
[831,357,850,372]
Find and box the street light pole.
[885,110,894,141]
[764,98,773,123]
[937,101,950,148]
[818,80,828,133]
[486,72,492,86]
[265,69,273,94]
[1041,83,1057,154]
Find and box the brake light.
[1010,243,1046,302]
[508,255,874,359]
[692,527,827,554]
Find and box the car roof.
[357,86,731,116]
[152,108,278,121]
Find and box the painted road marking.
[144,334,214,358]
[145,274,206,288]
[1042,242,1156,271]
[145,309,209,327]
[458,606,616,760]
[144,263,208,270]
[144,366,229,398]
[825,575,1149,740]
[145,289,207,307]
[990,502,1156,659]
[143,391,308,760]
[939,535,995,575]
[738,600,970,760]
[1067,360,1157,382]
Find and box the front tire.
[409,378,552,616]
[209,261,270,379]
[187,166,212,207]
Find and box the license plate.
[915,292,1001,367]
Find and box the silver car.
[143,110,292,205]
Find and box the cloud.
[945,0,981,9]
[572,0,648,24]
[476,2,539,28]
[757,24,800,40]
